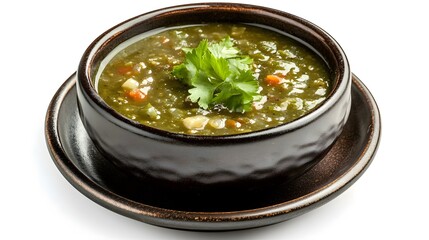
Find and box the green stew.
[97,24,331,135]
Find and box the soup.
[97,24,331,135]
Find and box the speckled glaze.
[76,3,351,193]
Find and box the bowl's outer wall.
[76,3,352,189]
[77,82,351,185]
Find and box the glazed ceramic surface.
[46,73,379,230]
[76,3,351,191]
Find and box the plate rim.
[45,73,381,230]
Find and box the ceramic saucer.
[45,73,380,231]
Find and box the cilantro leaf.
[172,36,261,112]
[209,54,230,81]
[188,71,218,109]
[228,56,253,72]
[213,70,261,112]
[208,36,239,59]
[233,70,261,94]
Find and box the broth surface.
[98,24,331,135]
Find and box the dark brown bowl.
[76,3,351,196]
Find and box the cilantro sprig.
[172,37,261,113]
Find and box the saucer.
[45,73,380,231]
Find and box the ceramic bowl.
[76,3,351,196]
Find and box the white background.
[1,0,428,239]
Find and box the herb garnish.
[172,37,261,113]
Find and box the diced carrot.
[127,89,146,102]
[225,119,241,128]
[117,65,133,75]
[265,75,282,85]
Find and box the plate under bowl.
[45,73,380,231]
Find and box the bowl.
[76,3,351,197]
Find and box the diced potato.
[182,115,209,130]
[208,117,226,129]
[121,78,139,90]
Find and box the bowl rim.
[77,2,351,141]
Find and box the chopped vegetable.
[265,75,282,85]
[117,65,133,75]
[142,103,160,120]
[127,89,146,102]
[121,78,140,90]
[182,115,210,130]
[172,36,261,113]
[225,119,241,128]
[208,117,226,129]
